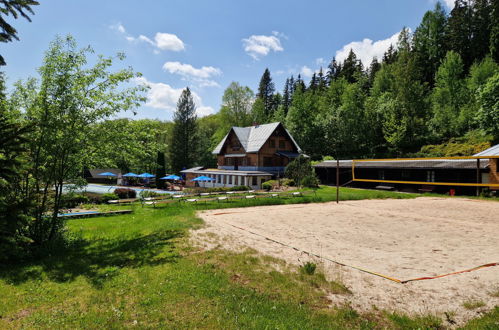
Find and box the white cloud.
[110,23,185,52]
[335,31,401,66]
[315,57,326,66]
[300,66,314,78]
[135,77,214,117]
[242,32,284,60]
[162,61,222,88]
[163,62,221,79]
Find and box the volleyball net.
[351,156,499,188]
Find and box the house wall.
[184,172,271,190]
[490,159,499,185]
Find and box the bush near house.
[113,188,137,199]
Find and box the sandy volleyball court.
[194,197,499,325]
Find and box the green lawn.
[0,186,497,329]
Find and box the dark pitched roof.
[212,122,302,154]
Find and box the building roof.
[474,144,499,157]
[85,168,122,178]
[314,159,488,170]
[181,167,272,176]
[212,122,302,154]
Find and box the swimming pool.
[63,184,176,195]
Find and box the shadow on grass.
[0,229,183,288]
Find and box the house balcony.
[218,166,285,175]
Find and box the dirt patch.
[193,197,499,326]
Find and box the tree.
[338,49,363,83]
[12,35,146,246]
[431,51,467,138]
[490,0,499,61]
[284,155,316,187]
[282,78,291,116]
[477,72,499,141]
[155,151,166,189]
[412,2,448,85]
[219,82,254,128]
[254,68,276,121]
[170,87,198,173]
[445,0,473,68]
[0,0,39,65]
[0,74,32,261]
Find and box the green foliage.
[11,35,146,247]
[169,88,198,173]
[101,193,118,203]
[285,156,316,187]
[301,174,319,188]
[0,0,39,65]
[113,188,136,199]
[139,190,160,198]
[59,193,89,209]
[417,130,493,157]
[219,82,254,127]
[300,262,317,275]
[477,72,499,141]
[261,181,272,191]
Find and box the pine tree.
[382,44,398,64]
[368,57,381,88]
[317,67,326,91]
[155,151,166,189]
[490,0,499,61]
[0,0,39,65]
[255,68,276,121]
[471,0,493,62]
[169,88,198,173]
[309,72,318,91]
[412,2,448,85]
[338,49,363,83]
[326,57,341,84]
[445,0,473,68]
[282,78,291,116]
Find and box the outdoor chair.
[246,195,255,199]
[291,192,302,197]
[217,196,228,202]
[186,198,198,203]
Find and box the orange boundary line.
[220,222,498,284]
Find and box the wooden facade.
[216,123,300,172]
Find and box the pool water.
[63,184,175,195]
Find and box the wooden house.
[181,122,302,189]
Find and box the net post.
[476,159,480,197]
[336,159,339,204]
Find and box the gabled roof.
[474,144,499,157]
[212,122,302,154]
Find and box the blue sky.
[3,0,453,120]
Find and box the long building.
[314,144,499,195]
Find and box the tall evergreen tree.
[255,68,276,121]
[412,2,448,85]
[338,49,363,83]
[445,0,474,68]
[170,88,198,173]
[326,57,341,84]
[282,78,291,116]
[471,0,493,62]
[0,0,39,65]
[382,44,398,64]
[490,0,499,61]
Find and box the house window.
[426,170,435,182]
[378,170,385,180]
[279,140,286,149]
[402,170,410,179]
[263,157,273,167]
[241,157,247,166]
[270,139,275,148]
[228,176,232,185]
[252,176,257,186]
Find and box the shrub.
[301,175,319,188]
[285,155,316,187]
[262,181,272,191]
[83,192,102,204]
[101,193,119,203]
[232,185,251,191]
[140,190,160,198]
[281,178,295,187]
[300,261,317,275]
[113,188,137,199]
[60,193,89,208]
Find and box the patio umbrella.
[123,172,138,177]
[161,174,181,180]
[191,175,214,182]
[138,173,155,178]
[98,172,116,176]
